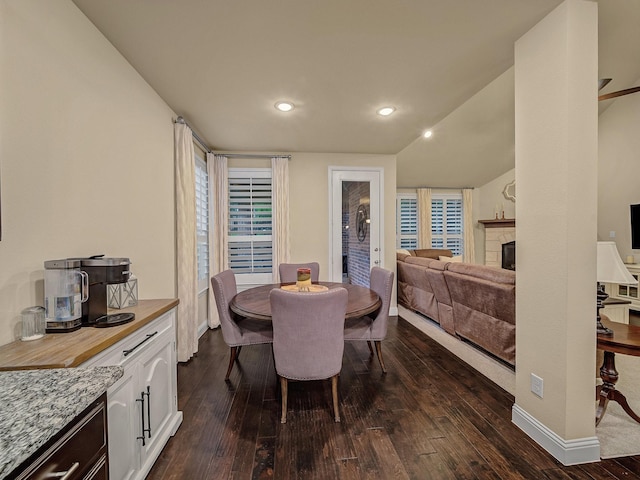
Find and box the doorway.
[329,168,383,285]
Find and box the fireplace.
[502,241,516,270]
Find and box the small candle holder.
[296,268,312,292]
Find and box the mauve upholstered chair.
[278,262,320,283]
[270,287,348,423]
[343,267,394,373]
[211,270,273,380]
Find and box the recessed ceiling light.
[275,101,294,112]
[423,130,433,139]
[377,106,395,116]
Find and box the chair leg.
[331,375,341,423]
[225,346,239,380]
[366,341,374,356]
[280,376,288,424]
[374,341,387,374]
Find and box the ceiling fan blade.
[599,85,640,101]
[598,78,612,90]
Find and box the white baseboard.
[512,404,600,465]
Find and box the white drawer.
[83,310,174,368]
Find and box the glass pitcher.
[44,259,88,331]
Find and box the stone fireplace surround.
[479,219,515,269]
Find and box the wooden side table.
[596,318,640,425]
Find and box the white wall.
[474,168,516,264]
[598,75,640,259]
[514,0,598,462]
[0,0,177,345]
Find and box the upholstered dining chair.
[278,262,320,283]
[211,270,273,381]
[270,287,348,423]
[343,267,394,373]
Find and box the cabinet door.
[106,369,138,480]
[137,329,175,466]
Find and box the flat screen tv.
[631,204,640,249]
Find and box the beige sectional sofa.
[397,249,516,367]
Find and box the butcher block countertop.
[0,299,179,371]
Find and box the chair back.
[278,262,320,283]
[369,267,394,339]
[211,270,243,346]
[270,287,348,380]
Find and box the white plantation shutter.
[228,168,273,282]
[431,194,463,255]
[195,155,209,291]
[396,194,418,248]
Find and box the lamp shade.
[597,241,637,284]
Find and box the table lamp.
[596,241,637,335]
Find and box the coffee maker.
[77,256,136,327]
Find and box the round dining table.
[230,282,381,321]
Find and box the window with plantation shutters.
[396,192,464,255]
[195,154,209,292]
[431,194,463,255]
[228,168,273,283]
[396,194,418,248]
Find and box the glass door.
[329,168,383,286]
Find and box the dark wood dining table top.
[597,318,640,356]
[230,281,381,321]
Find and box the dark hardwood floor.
[147,316,640,479]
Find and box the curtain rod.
[175,116,212,154]
[213,153,291,160]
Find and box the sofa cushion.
[439,255,462,262]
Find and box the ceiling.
[72,0,640,188]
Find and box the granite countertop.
[0,366,123,479]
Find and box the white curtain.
[463,188,476,263]
[271,156,290,282]
[417,188,432,249]
[207,153,228,328]
[174,122,198,362]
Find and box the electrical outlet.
[610,231,616,238]
[531,373,544,398]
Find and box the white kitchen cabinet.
[82,307,182,480]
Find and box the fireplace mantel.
[478,218,515,228]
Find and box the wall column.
[512,0,599,465]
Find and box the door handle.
[136,391,147,446]
[123,331,158,356]
[144,386,152,439]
